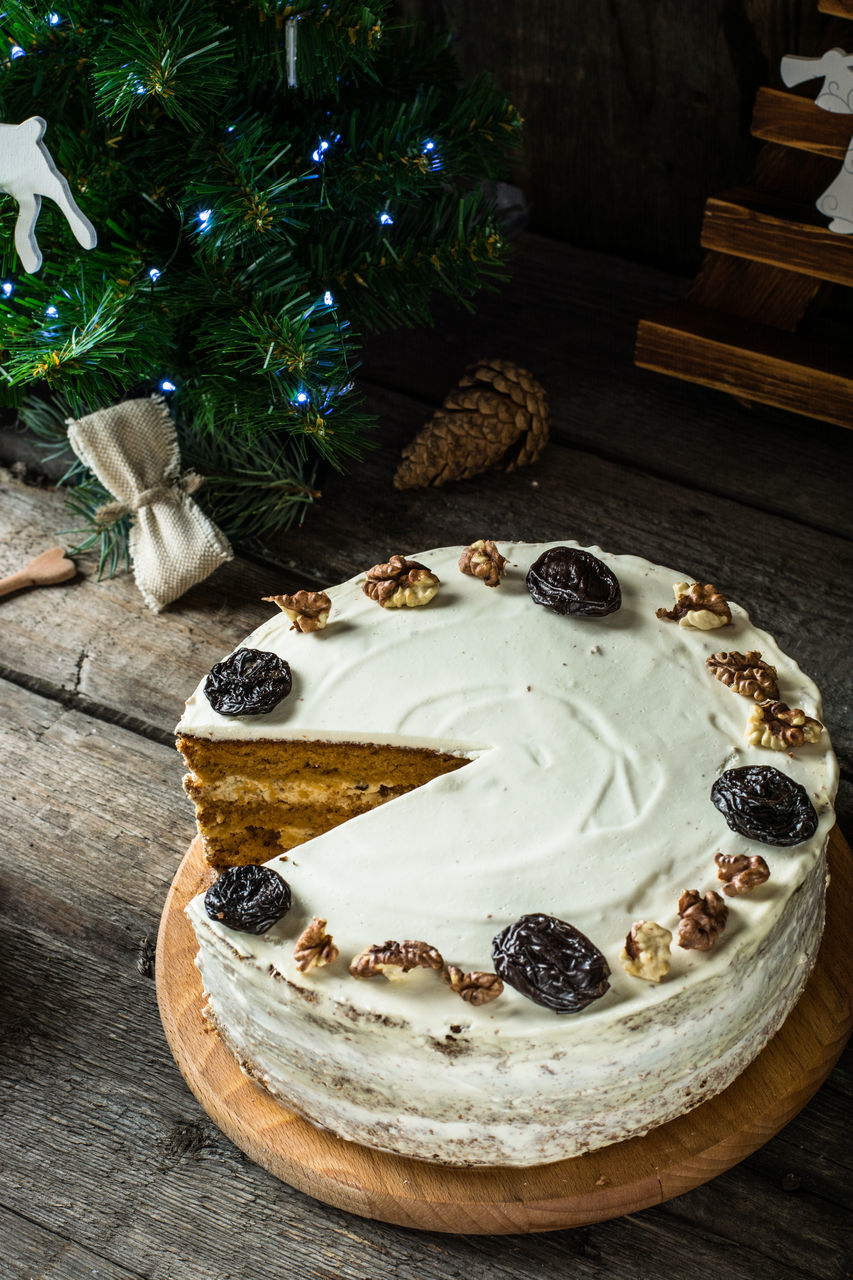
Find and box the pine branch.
[1,0,522,572]
[91,2,236,128]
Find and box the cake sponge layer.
[177,735,467,866]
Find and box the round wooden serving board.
[156,830,853,1234]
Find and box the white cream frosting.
[179,542,838,1165]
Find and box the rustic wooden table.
[1,234,850,1280]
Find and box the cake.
[176,541,838,1167]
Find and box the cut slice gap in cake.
[177,734,481,866]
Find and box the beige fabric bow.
[67,396,233,612]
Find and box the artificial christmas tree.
[0,2,520,575]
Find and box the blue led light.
[148,267,161,282]
[160,380,176,393]
[46,304,58,318]
[323,291,333,307]
[423,139,435,152]
[198,208,212,229]
[2,282,13,297]
[312,138,331,162]
[48,12,61,24]
[10,45,25,59]
[295,390,309,403]
[379,212,394,226]
[226,125,235,133]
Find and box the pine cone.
[393,358,549,490]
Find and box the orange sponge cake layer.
[177,735,467,866]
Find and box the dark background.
[400,0,822,270]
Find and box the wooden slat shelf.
[635,301,853,428]
[752,88,853,159]
[636,0,853,428]
[701,188,853,285]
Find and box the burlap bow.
[67,396,233,612]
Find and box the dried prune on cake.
[526,547,621,618]
[491,912,611,1013]
[204,865,292,934]
[711,766,818,846]
[204,647,292,716]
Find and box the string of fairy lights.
[3,10,447,418]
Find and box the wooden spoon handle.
[0,571,34,598]
[0,547,76,599]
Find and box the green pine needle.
[1,1,521,571]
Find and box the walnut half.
[676,889,728,951]
[362,555,440,608]
[620,921,673,982]
[293,917,340,971]
[443,965,504,1005]
[715,852,771,897]
[458,539,507,588]
[349,939,444,980]
[263,589,332,633]
[746,700,823,751]
[706,650,779,701]
[656,582,732,630]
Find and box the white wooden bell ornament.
[780,48,853,113]
[780,48,853,235]
[0,115,97,272]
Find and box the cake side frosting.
[179,542,838,1165]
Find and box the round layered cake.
[177,541,838,1167]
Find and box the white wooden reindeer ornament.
[0,116,97,272]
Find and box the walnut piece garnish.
[715,852,771,897]
[656,582,732,630]
[706,650,779,701]
[443,964,504,1005]
[293,917,340,971]
[676,889,728,950]
[263,588,332,633]
[746,700,824,751]
[362,555,440,608]
[349,939,444,980]
[458,539,507,588]
[620,921,673,982]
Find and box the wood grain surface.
[400,1,824,270]
[1,232,851,1278]
[156,832,853,1235]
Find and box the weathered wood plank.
[0,469,303,736]
[1,1207,143,1280]
[701,190,853,285]
[751,88,853,160]
[635,301,853,429]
